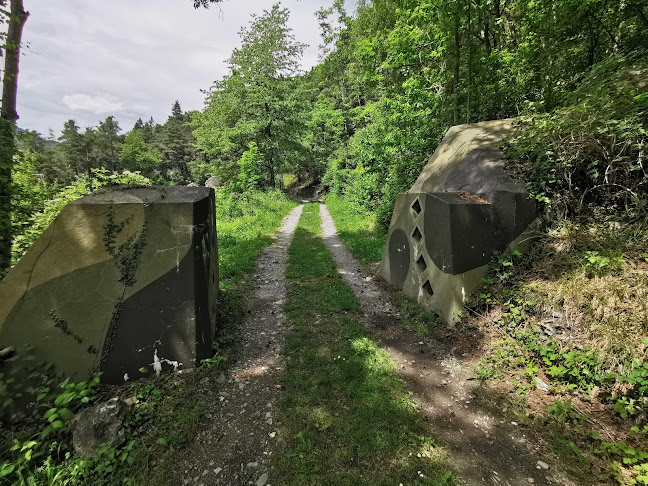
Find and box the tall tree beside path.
[0,0,28,277]
[194,4,307,188]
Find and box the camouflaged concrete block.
[0,186,218,383]
[382,119,538,325]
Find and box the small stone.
[255,473,269,486]
[216,373,226,384]
[511,422,518,426]
[537,460,549,470]
[269,432,276,438]
[247,462,259,468]
[214,468,222,475]
[552,311,563,319]
[535,378,550,392]
[528,478,535,484]
[71,398,128,459]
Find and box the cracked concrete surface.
[173,203,304,486]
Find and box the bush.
[505,54,648,220]
[11,169,152,265]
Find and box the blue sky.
[17,0,344,137]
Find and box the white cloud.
[61,93,124,114]
[17,0,357,135]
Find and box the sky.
[15,0,343,137]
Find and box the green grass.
[325,194,386,264]
[217,189,298,284]
[275,202,454,486]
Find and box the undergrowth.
[470,230,648,484]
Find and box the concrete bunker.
[0,186,218,384]
[381,119,537,325]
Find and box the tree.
[0,0,28,275]
[92,116,121,171]
[194,4,307,187]
[155,101,194,182]
[141,117,155,144]
[235,141,264,192]
[59,120,86,176]
[120,128,162,176]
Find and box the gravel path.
[319,202,574,486]
[174,203,304,486]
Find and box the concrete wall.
[0,186,218,383]
[381,120,538,325]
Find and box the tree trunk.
[467,0,472,123]
[0,0,29,276]
[453,2,461,125]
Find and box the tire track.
[175,203,304,486]
[319,201,572,486]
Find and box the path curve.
[175,203,305,486]
[319,202,573,486]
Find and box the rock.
[187,182,199,187]
[255,473,269,486]
[216,372,227,384]
[552,311,563,319]
[537,460,549,470]
[528,478,535,484]
[122,396,138,407]
[535,378,550,392]
[71,398,129,459]
[205,176,222,189]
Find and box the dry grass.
[518,219,648,364]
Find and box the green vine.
[49,310,84,345]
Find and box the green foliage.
[193,4,308,188]
[324,193,386,264]
[0,374,101,483]
[504,54,648,219]
[11,168,151,265]
[583,250,626,276]
[119,128,162,176]
[216,189,297,283]
[235,142,264,192]
[154,101,195,184]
